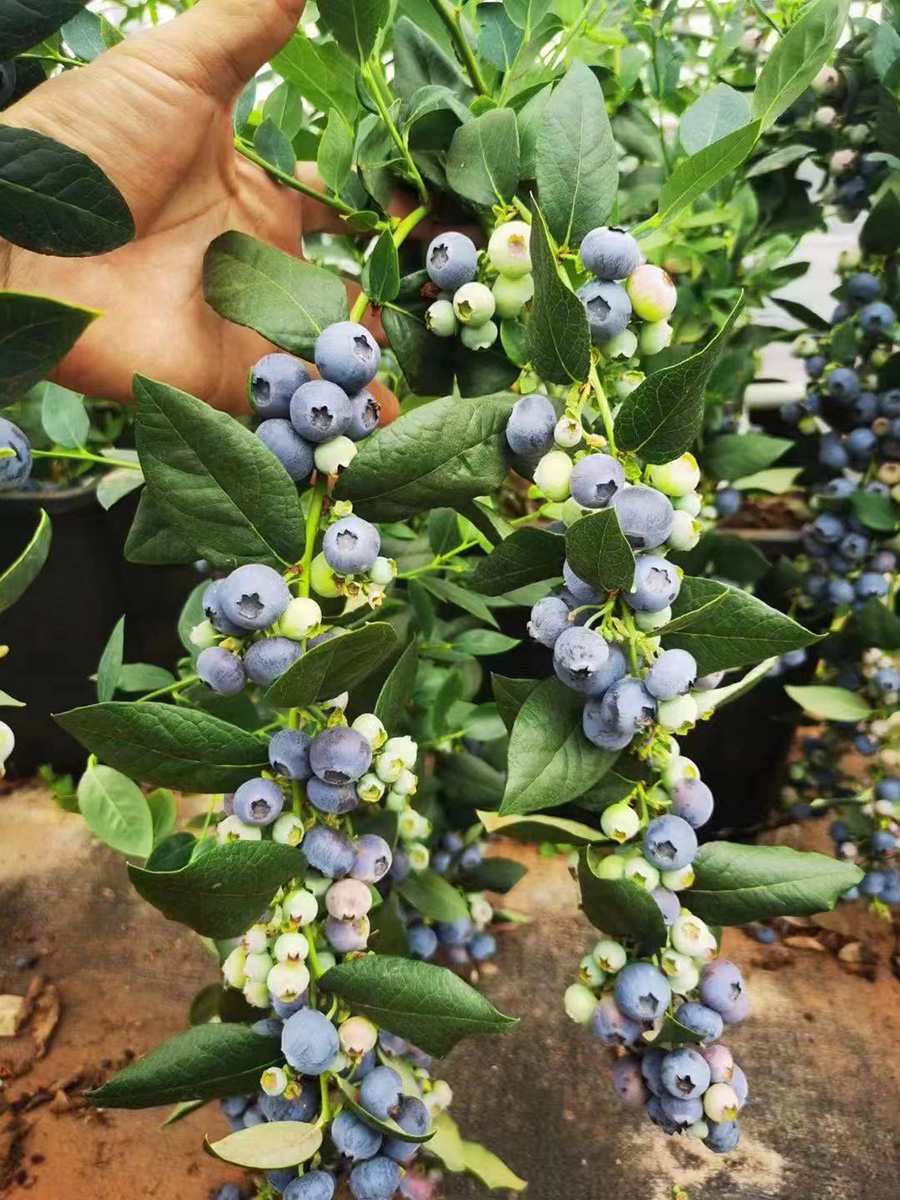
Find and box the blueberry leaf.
[321,955,518,1056]
[124,491,196,565]
[679,84,752,155]
[458,857,527,895]
[271,31,359,123]
[399,869,470,922]
[61,8,123,60]
[0,292,99,406]
[267,622,399,708]
[469,528,565,596]
[653,121,760,228]
[703,433,791,480]
[565,509,635,593]
[317,0,389,62]
[96,615,125,703]
[491,674,541,731]
[40,381,89,448]
[577,850,667,948]
[527,200,591,385]
[205,1121,322,1169]
[849,597,900,650]
[361,228,401,304]
[446,108,520,207]
[656,1014,706,1047]
[479,807,613,845]
[374,640,419,729]
[0,508,51,614]
[332,1075,435,1142]
[459,1140,527,1192]
[752,0,850,130]
[77,763,153,859]
[784,685,872,722]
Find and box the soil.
[1,784,899,1200]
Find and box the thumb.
[153,0,306,98]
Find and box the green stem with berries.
[588,362,617,456]
[136,675,198,703]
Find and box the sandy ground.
[1,785,899,1200]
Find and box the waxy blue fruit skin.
[307,776,359,815]
[233,777,284,826]
[641,1047,665,1095]
[651,886,680,926]
[310,726,373,784]
[847,271,882,303]
[587,642,629,696]
[315,322,381,393]
[670,778,714,829]
[714,487,742,518]
[346,389,381,440]
[598,675,657,736]
[580,226,641,280]
[582,700,633,750]
[332,1110,383,1161]
[576,279,632,343]
[256,418,315,480]
[323,516,380,575]
[425,231,477,290]
[553,626,610,693]
[614,961,672,1022]
[351,834,393,883]
[505,394,556,459]
[0,418,32,491]
[250,354,310,418]
[570,453,626,509]
[661,1094,703,1128]
[643,814,698,871]
[645,649,697,700]
[436,916,474,946]
[303,826,355,878]
[243,637,303,687]
[528,595,571,647]
[269,729,313,780]
[826,366,859,401]
[699,960,745,1015]
[196,646,246,696]
[704,1120,740,1153]
[625,555,681,613]
[859,300,895,336]
[290,379,353,444]
[284,1172,336,1200]
[562,560,602,604]
[349,1157,402,1200]
[660,1047,711,1099]
[281,1008,340,1075]
[610,486,674,551]
[612,1055,647,1105]
[676,1001,724,1042]
[383,1096,431,1163]
[220,564,291,631]
[589,995,643,1046]
[360,1066,403,1120]
[646,1094,680,1134]
[261,1079,319,1123]
[469,932,497,962]
[408,924,439,960]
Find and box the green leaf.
[318,0,389,61]
[536,60,617,247]
[54,702,270,792]
[654,121,761,228]
[689,841,864,924]
[528,201,591,385]
[504,0,554,29]
[335,392,517,521]
[268,623,398,708]
[416,575,498,628]
[861,188,900,257]
[850,598,900,650]
[271,32,358,124]
[469,528,564,596]
[129,841,305,938]
[492,674,540,732]
[96,615,125,703]
[0,0,86,58]
[460,1141,527,1192]
[332,1075,435,1143]
[565,509,635,593]
[850,489,898,533]
[656,1014,706,1047]
[459,856,527,894]
[446,108,520,207]
[205,1121,322,1169]
[374,641,419,728]
[516,84,552,179]
[233,79,256,136]
[61,8,123,60]
[752,0,850,130]
[77,763,153,859]
[659,577,821,674]
[0,689,25,707]
[0,509,50,613]
[479,807,609,845]
[392,18,473,106]
[428,1112,466,1171]
[452,629,520,656]
[704,433,791,480]
[615,297,742,463]
[146,832,195,873]
[317,109,354,193]
[381,305,519,398]
[87,1024,281,1109]
[40,381,89,448]
[361,229,401,304]
[733,466,802,495]
[263,83,306,141]
[133,374,304,569]
[147,787,177,845]
[500,678,617,816]
[203,231,348,358]
[404,84,472,150]
[744,142,816,179]
[679,84,752,154]
[253,119,296,175]
[124,491,195,565]
[0,126,134,256]
[399,870,469,921]
[0,292,98,406]
[321,956,518,1056]
[785,685,872,722]
[96,467,144,511]
[477,3,524,70]
[577,851,667,947]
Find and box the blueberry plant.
[0,0,876,1190]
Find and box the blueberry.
[310,726,373,785]
[812,512,844,543]
[860,869,886,896]
[527,595,571,647]
[261,1081,319,1123]
[216,1184,243,1200]
[612,1055,647,1106]
[589,995,643,1046]
[675,1002,724,1042]
[332,1110,383,1161]
[351,834,393,883]
[826,367,860,401]
[202,580,244,636]
[704,1119,740,1153]
[233,777,284,826]
[582,700,634,750]
[641,1047,665,1095]
[221,564,291,631]
[303,826,355,878]
[699,960,745,1014]
[267,1166,299,1193]
[284,1172,336,1200]
[847,272,882,303]
[349,1156,402,1200]
[257,419,315,481]
[323,516,380,575]
[281,1008,340,1074]
[197,646,246,696]
[881,390,900,418]
[610,486,674,551]
[580,226,641,280]
[0,418,32,491]
[806,354,826,378]
[250,354,310,418]
[651,886,680,926]
[469,932,496,961]
[244,637,303,687]
[876,777,900,803]
[847,426,878,458]
[290,380,353,443]
[827,578,856,607]
[505,394,556,459]
[269,729,313,780]
[714,487,742,518]
[346,389,381,440]
[660,1093,704,1128]
[552,626,610,692]
[646,1094,680,1134]
[660,1047,711,1099]
[562,560,603,603]
[598,675,657,736]
[360,1065,403,1120]
[383,1096,430,1163]
[315,322,380,393]
[624,555,680,613]
[408,924,438,960]
[425,232,477,290]
[436,916,474,946]
[860,301,896,337]
[643,814,697,871]
[252,1017,283,1038]
[586,642,629,695]
[819,435,849,470]
[670,778,714,829]
[577,280,632,343]
[645,649,696,700]
[731,1063,748,1108]
[307,777,359,815]
[570,454,626,509]
[614,961,672,1022]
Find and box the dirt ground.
[1,784,899,1200]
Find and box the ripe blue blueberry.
[660,1047,711,1099]
[315,322,381,393]
[624,555,680,613]
[860,869,885,896]
[570,453,626,509]
[469,933,496,962]
[351,834,393,883]
[0,418,32,491]
[323,516,380,575]
[646,1094,680,1135]
[256,419,315,481]
[714,487,742,518]
[611,486,674,551]
[284,1172,336,1200]
[589,995,643,1046]
[857,573,889,600]
[577,279,633,345]
[644,649,697,700]
[553,626,610,692]
[302,826,355,878]
[847,426,878,458]
[269,729,313,780]
[261,1081,320,1123]
[651,887,680,926]
[360,1065,403,1120]
[281,1008,340,1074]
[826,367,860,401]
[244,637,303,687]
[670,778,714,829]
[660,1094,703,1128]
[332,1110,383,1161]
[425,231,477,290]
[587,642,629,696]
[436,916,474,945]
[827,579,856,607]
[871,827,896,853]
[806,354,826,378]
[197,646,247,696]
[383,1096,430,1163]
[860,301,896,336]
[505,394,556,459]
[408,924,438,960]
[641,1047,665,1095]
[202,580,243,636]
[527,595,571,647]
[612,1055,647,1106]
[221,564,291,631]
[250,354,310,418]
[233,777,284,826]
[699,960,745,1015]
[614,961,672,1022]
[675,1002,724,1042]
[290,380,353,443]
[307,777,359,815]
[875,777,900,803]
[562,560,603,603]
[598,675,657,737]
[346,389,381,441]
[310,726,373,784]
[731,1063,748,1108]
[349,1157,402,1200]
[704,1119,740,1154]
[582,699,634,750]
[580,226,641,280]
[847,271,882,303]
[643,814,698,871]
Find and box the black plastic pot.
[0,484,196,776]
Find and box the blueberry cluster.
[806,66,888,221]
[576,226,676,357]
[423,222,533,351]
[249,321,382,483]
[0,416,33,492]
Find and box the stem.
[299,477,329,598]
[361,63,428,204]
[350,201,430,326]
[18,52,84,68]
[399,537,481,579]
[426,0,490,96]
[307,936,324,980]
[234,138,364,220]
[588,362,617,456]
[31,448,142,471]
[137,675,198,703]
[199,794,216,840]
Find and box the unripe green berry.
[600,802,640,843]
[593,939,627,972]
[626,264,677,321]
[487,220,532,277]
[425,298,458,337]
[189,619,218,650]
[615,370,644,398]
[639,319,673,356]
[594,854,626,880]
[624,855,660,890]
[657,694,699,731]
[492,272,534,318]
[460,318,498,351]
[533,450,573,501]
[554,416,583,449]
[634,606,672,632]
[369,556,396,586]
[646,453,700,497]
[314,435,357,475]
[453,281,495,327]
[564,983,599,1024]
[603,328,638,359]
[673,490,702,516]
[310,551,341,598]
[278,596,322,639]
[667,510,701,552]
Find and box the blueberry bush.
[0,0,886,1191]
